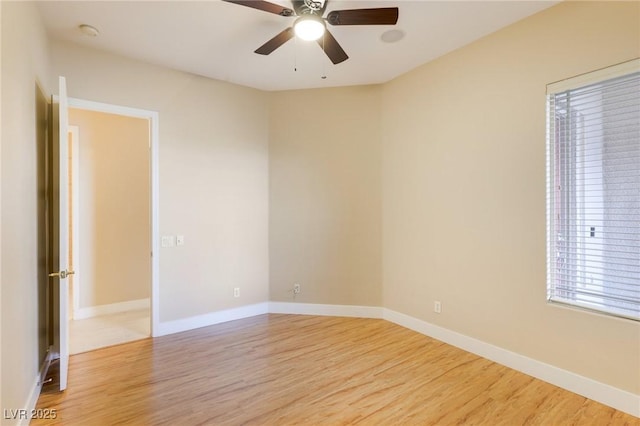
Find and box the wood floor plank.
[34,314,639,425]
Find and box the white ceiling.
[36,1,558,91]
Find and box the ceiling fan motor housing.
[295,0,327,15]
[304,0,325,11]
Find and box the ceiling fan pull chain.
[294,35,298,72]
[321,33,327,80]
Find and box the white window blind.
[546,59,640,321]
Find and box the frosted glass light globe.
[294,15,326,41]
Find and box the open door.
[50,76,72,391]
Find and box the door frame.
[69,125,80,320]
[67,97,160,336]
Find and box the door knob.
[49,270,75,279]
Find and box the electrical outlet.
[434,301,442,314]
[293,284,301,294]
[234,287,240,298]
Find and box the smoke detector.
[78,24,100,37]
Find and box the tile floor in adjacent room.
[70,309,150,354]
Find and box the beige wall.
[0,2,4,409]
[0,1,52,421]
[51,41,270,322]
[1,0,638,417]
[69,108,150,308]
[1,0,4,414]
[381,1,640,394]
[269,87,382,306]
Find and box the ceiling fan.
[223,0,399,64]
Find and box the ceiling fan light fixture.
[294,15,326,41]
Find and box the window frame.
[545,58,640,321]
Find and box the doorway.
[66,99,160,353]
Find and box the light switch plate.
[176,235,184,246]
[161,236,175,248]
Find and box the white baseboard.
[382,308,640,418]
[154,302,269,337]
[9,348,56,425]
[269,302,384,319]
[12,375,42,426]
[148,301,639,418]
[74,298,150,320]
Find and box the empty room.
[1,0,639,425]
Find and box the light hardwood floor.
[35,314,638,425]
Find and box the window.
[546,59,640,321]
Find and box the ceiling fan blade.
[255,27,294,55]
[317,29,348,64]
[222,0,294,16]
[326,8,399,26]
